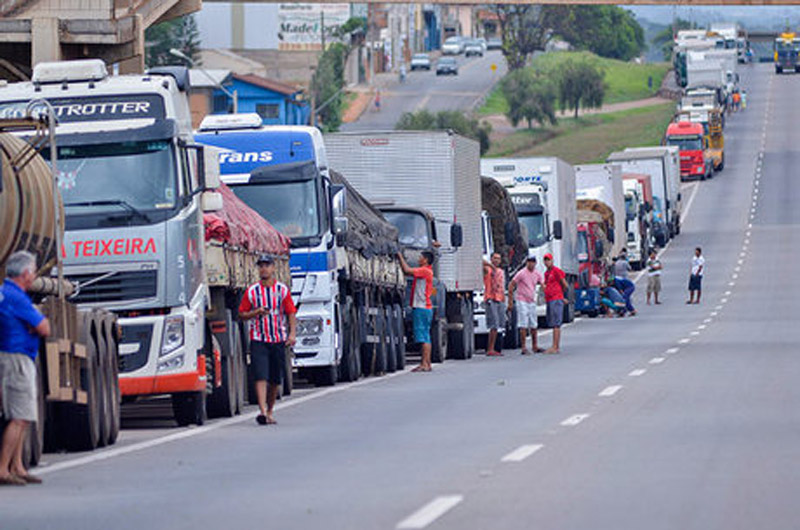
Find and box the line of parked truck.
[0,43,746,464]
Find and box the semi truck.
[622,173,653,270]
[196,115,405,384]
[0,59,290,427]
[0,113,120,463]
[607,147,682,248]
[325,131,482,361]
[666,121,714,181]
[774,32,800,74]
[480,157,578,324]
[473,177,528,351]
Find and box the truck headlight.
[297,317,323,336]
[161,315,184,356]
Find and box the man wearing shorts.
[508,253,545,355]
[543,253,569,354]
[646,250,662,305]
[239,255,296,425]
[483,253,506,356]
[687,247,705,304]
[0,251,50,486]
[398,251,435,372]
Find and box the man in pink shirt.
[483,252,506,356]
[508,252,545,355]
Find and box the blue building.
[211,73,310,125]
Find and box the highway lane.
[341,50,507,132]
[0,64,790,530]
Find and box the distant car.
[442,36,464,55]
[477,38,488,52]
[410,53,432,71]
[436,57,459,76]
[464,40,484,57]
[487,37,503,51]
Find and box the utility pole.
[321,10,326,51]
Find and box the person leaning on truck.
[397,250,435,372]
[0,251,50,486]
[543,253,569,354]
[508,253,545,355]
[483,252,506,357]
[239,255,297,426]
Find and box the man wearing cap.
[239,255,296,425]
[483,252,506,356]
[543,253,569,354]
[508,252,545,355]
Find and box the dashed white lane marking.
[561,414,590,427]
[721,298,729,303]
[629,369,647,377]
[690,331,700,336]
[397,495,464,529]
[715,305,723,310]
[38,365,417,476]
[698,325,707,330]
[725,290,732,295]
[599,385,623,397]
[704,318,713,323]
[679,338,691,344]
[738,259,744,265]
[650,357,666,364]
[666,347,680,354]
[501,444,544,463]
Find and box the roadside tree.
[548,6,645,62]
[396,110,493,155]
[145,14,201,67]
[557,58,606,119]
[491,5,551,70]
[501,68,558,129]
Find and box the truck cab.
[575,221,607,317]
[666,121,711,181]
[622,180,650,270]
[774,33,800,73]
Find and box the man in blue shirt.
[0,251,50,486]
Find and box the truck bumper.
[291,300,337,368]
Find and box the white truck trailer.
[607,147,682,248]
[574,164,626,260]
[480,157,578,323]
[325,131,482,361]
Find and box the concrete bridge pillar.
[31,17,61,66]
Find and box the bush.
[396,110,492,155]
[500,68,558,129]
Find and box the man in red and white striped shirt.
[239,255,296,425]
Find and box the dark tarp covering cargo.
[330,169,400,258]
[481,176,528,272]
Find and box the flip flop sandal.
[0,475,26,486]
[14,474,42,484]
[256,414,267,425]
[266,417,278,425]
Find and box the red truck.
[665,121,712,181]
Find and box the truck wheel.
[172,391,206,427]
[208,328,236,418]
[718,154,725,171]
[103,319,121,446]
[431,318,448,363]
[282,345,293,397]
[313,365,337,387]
[96,330,112,447]
[503,303,520,350]
[373,307,388,375]
[63,331,101,451]
[447,298,470,360]
[358,305,373,377]
[233,323,245,414]
[392,303,406,369]
[384,306,398,373]
[338,297,360,382]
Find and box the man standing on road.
[239,255,296,426]
[613,253,636,316]
[543,253,569,354]
[687,247,705,304]
[483,252,506,356]
[398,251,435,372]
[646,250,663,305]
[508,253,545,355]
[613,251,631,280]
[0,251,50,486]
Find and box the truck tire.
[503,303,520,350]
[282,345,293,397]
[172,391,206,427]
[392,303,406,370]
[373,307,388,375]
[339,297,360,382]
[22,355,46,467]
[233,323,245,414]
[717,153,725,171]
[96,330,112,447]
[384,306,398,373]
[63,330,101,451]
[103,319,121,446]
[431,318,448,363]
[358,305,373,377]
[447,298,471,360]
[208,312,237,418]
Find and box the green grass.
[477,51,670,115]
[486,102,675,164]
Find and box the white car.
[465,40,484,57]
[442,36,464,55]
[410,53,432,71]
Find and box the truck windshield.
[46,140,177,229]
[230,180,321,244]
[382,211,430,249]
[625,195,637,221]
[518,213,548,248]
[667,136,703,151]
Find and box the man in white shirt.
[687,247,705,304]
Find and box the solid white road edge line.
[599,385,622,397]
[37,365,418,476]
[501,444,544,463]
[397,495,464,529]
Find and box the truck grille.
[68,270,157,304]
[118,323,153,373]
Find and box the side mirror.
[450,223,463,248]
[503,222,515,246]
[330,184,346,218]
[552,220,563,240]
[203,146,221,190]
[202,191,223,212]
[333,216,349,241]
[595,240,604,259]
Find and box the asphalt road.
[2,64,798,530]
[341,50,507,131]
